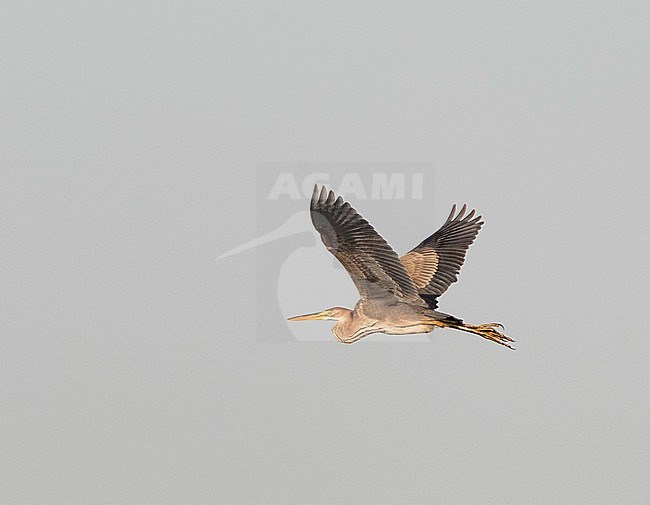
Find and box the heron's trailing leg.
[430,319,515,349]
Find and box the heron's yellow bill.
[287,310,329,321]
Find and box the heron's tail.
[440,316,515,350]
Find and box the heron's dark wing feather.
[401,204,483,297]
[310,185,422,303]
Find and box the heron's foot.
[466,322,515,349]
[477,322,505,331]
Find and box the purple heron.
[288,185,515,349]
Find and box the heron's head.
[287,307,352,322]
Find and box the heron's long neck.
[332,309,374,341]
[331,310,354,339]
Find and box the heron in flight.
[288,185,515,349]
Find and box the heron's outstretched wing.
[400,204,483,298]
[310,185,422,304]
